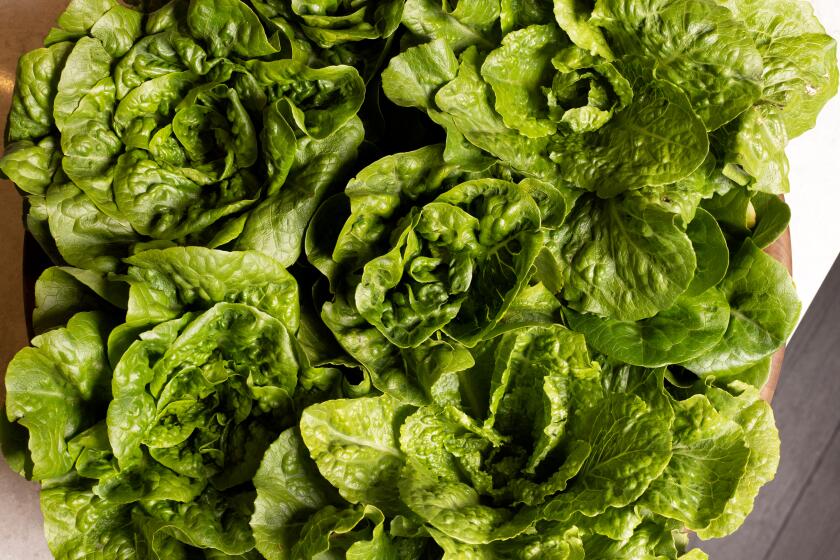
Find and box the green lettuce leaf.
[591,0,764,131]
[640,395,750,530]
[124,246,300,332]
[251,428,343,560]
[107,302,304,486]
[681,240,800,377]
[235,116,364,267]
[5,312,113,480]
[567,288,730,368]
[696,383,780,538]
[32,266,128,335]
[722,0,839,138]
[542,191,696,322]
[300,395,410,515]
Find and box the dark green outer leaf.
[251,428,343,560]
[46,181,140,274]
[0,409,33,479]
[581,520,683,559]
[187,0,277,58]
[712,355,773,391]
[750,193,791,249]
[305,194,350,291]
[5,312,112,480]
[33,266,128,335]
[235,117,364,267]
[700,182,752,234]
[685,207,729,296]
[0,137,61,195]
[89,4,144,57]
[134,488,258,556]
[567,287,730,368]
[125,247,300,332]
[543,191,696,322]
[482,283,564,339]
[591,0,764,131]
[53,0,119,37]
[53,37,113,131]
[381,39,459,111]
[6,42,73,143]
[292,503,396,559]
[681,240,801,376]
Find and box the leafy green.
[0,137,61,195]
[750,193,792,249]
[234,116,364,267]
[696,383,781,538]
[1,0,366,271]
[2,0,836,557]
[402,0,503,52]
[300,395,409,515]
[32,266,127,335]
[542,191,696,322]
[124,246,300,331]
[681,240,801,377]
[5,312,113,479]
[353,177,543,347]
[255,0,404,48]
[640,395,750,530]
[251,428,343,560]
[567,288,730,368]
[722,0,839,139]
[685,207,730,296]
[314,147,553,403]
[590,0,764,131]
[40,480,139,560]
[4,248,321,559]
[107,302,303,486]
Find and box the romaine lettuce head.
[249,324,778,558]
[310,146,562,403]
[0,0,365,273]
[383,0,837,198]
[2,248,342,558]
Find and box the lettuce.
[1,0,836,558]
[5,248,342,558]
[0,0,365,272]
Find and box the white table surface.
[1,2,839,558]
[788,2,840,324]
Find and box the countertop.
[0,1,838,558]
